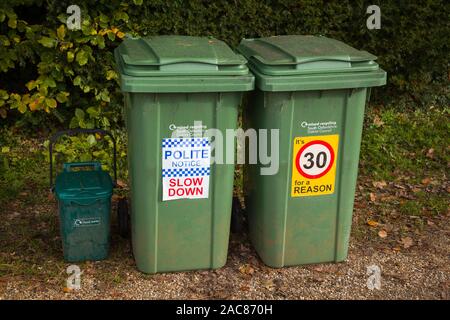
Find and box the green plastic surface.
[246,66,386,91]
[124,92,242,273]
[115,36,254,93]
[115,36,254,273]
[55,162,113,200]
[55,161,113,262]
[237,35,379,76]
[116,35,248,76]
[240,35,387,267]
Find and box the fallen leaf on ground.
[378,230,388,238]
[427,220,435,226]
[401,237,414,249]
[373,115,384,127]
[312,265,325,272]
[372,181,387,189]
[426,148,434,159]
[421,177,431,185]
[116,179,127,188]
[380,195,396,202]
[412,187,422,193]
[9,212,20,219]
[369,193,376,202]
[240,285,250,291]
[262,279,275,290]
[367,220,379,227]
[239,264,255,275]
[63,287,73,293]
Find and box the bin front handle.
[49,128,117,191]
[63,162,102,172]
[69,198,102,207]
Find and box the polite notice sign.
[291,134,339,197]
[162,137,210,201]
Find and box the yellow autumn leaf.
[116,31,125,39]
[10,93,21,101]
[372,180,387,189]
[63,287,73,293]
[21,94,31,104]
[17,102,27,113]
[29,99,39,111]
[367,220,379,227]
[57,24,66,40]
[238,264,255,275]
[46,98,57,109]
[106,70,117,80]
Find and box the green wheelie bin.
[237,35,386,267]
[114,36,254,273]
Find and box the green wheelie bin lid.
[115,35,254,93]
[237,35,386,91]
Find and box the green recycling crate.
[115,36,254,273]
[55,163,113,262]
[50,129,117,263]
[237,35,386,267]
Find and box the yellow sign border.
[291,134,339,197]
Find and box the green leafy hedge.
[1,0,449,129]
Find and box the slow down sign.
[162,137,210,201]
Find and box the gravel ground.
[1,217,448,300]
[0,173,449,300]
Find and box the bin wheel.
[117,197,130,238]
[231,196,245,234]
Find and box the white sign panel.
[162,137,210,201]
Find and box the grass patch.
[399,200,423,217]
[0,130,47,206]
[400,192,449,216]
[360,107,449,181]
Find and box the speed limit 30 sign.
[291,135,339,197]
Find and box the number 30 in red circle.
[295,140,335,179]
